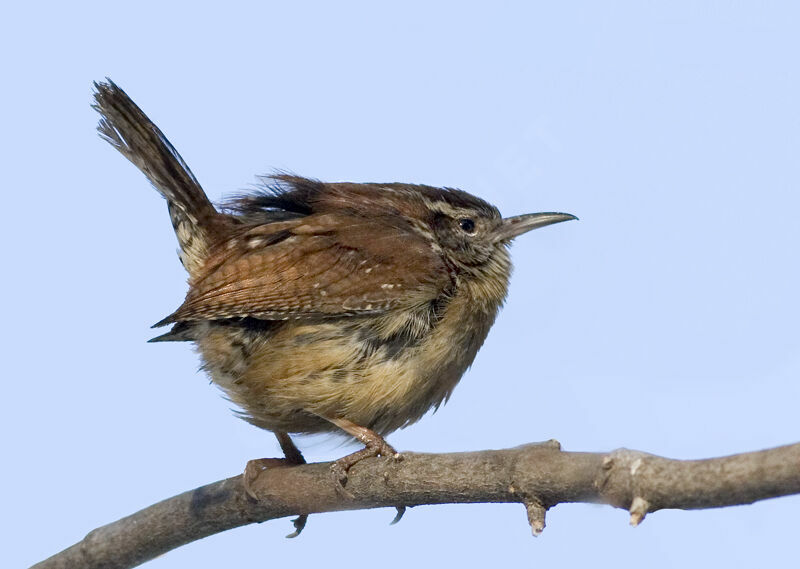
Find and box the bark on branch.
[32,440,800,569]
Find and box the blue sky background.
[4,2,799,568]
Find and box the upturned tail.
[93,79,221,276]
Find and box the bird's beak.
[494,212,578,243]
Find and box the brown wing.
[158,213,452,324]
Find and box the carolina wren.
[93,80,576,502]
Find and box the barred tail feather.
[93,79,219,275]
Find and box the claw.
[286,514,308,538]
[243,458,287,500]
[390,506,406,525]
[330,463,356,499]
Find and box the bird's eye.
[458,218,476,234]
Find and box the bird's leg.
[275,430,307,466]
[327,417,401,495]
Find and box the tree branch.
[32,440,800,569]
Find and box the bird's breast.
[195,289,502,435]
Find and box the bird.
[92,79,576,526]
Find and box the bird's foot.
[330,432,402,498]
[243,432,306,500]
[243,432,309,537]
[243,457,299,500]
[243,456,309,537]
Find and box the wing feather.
[158,213,450,325]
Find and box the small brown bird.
[92,80,575,511]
